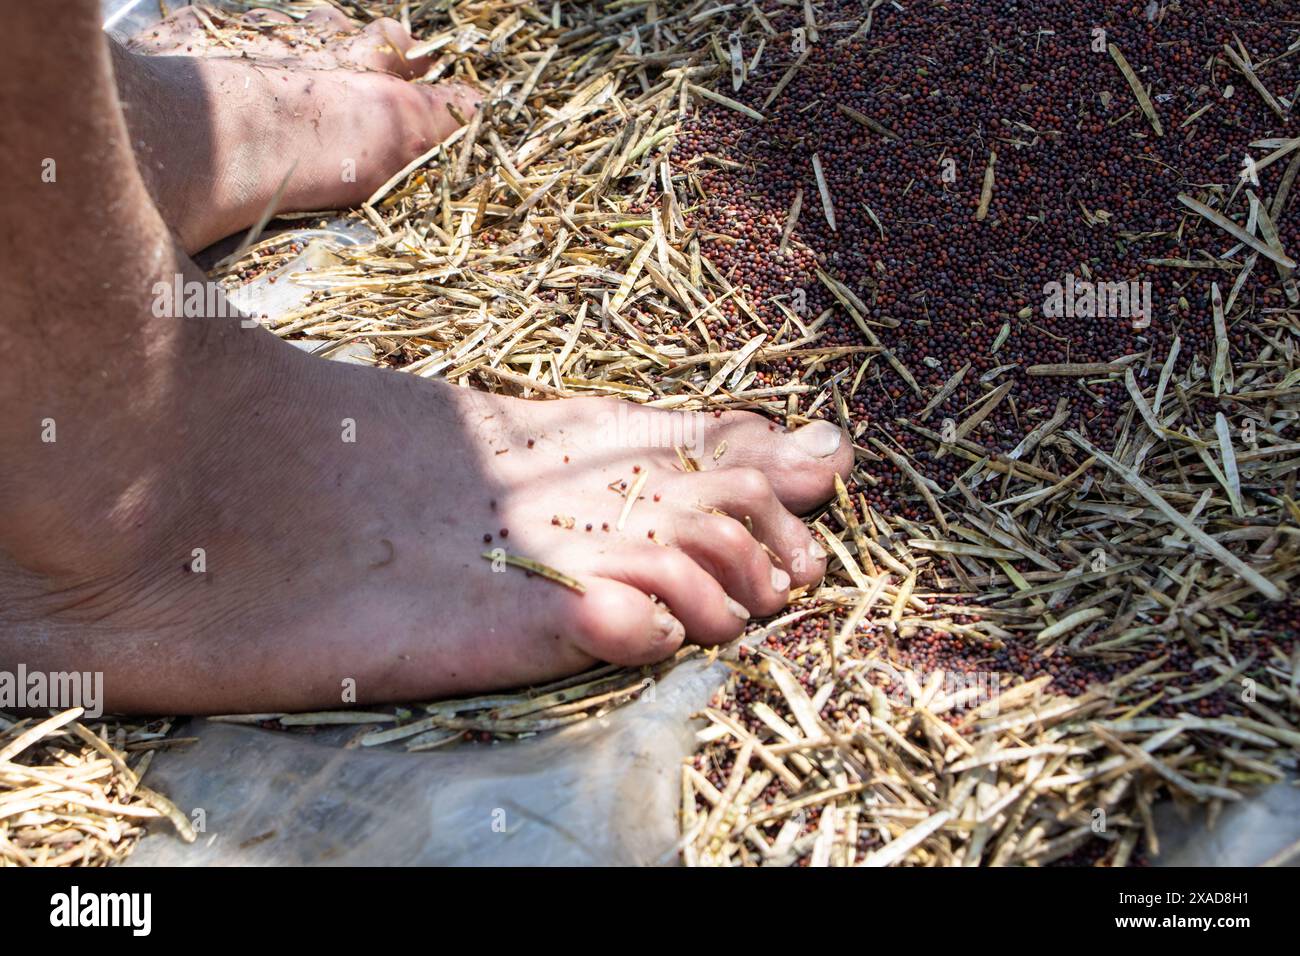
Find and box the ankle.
[0,316,307,580]
[111,42,259,252]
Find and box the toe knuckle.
[708,516,757,556]
[727,467,774,506]
[365,17,409,43]
[648,546,693,583]
[571,586,623,636]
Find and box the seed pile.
[169,0,1300,867]
[673,0,1300,499]
[673,1,1300,865]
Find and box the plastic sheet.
[127,653,730,866]
[125,659,1300,865]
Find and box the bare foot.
[114,5,480,252]
[0,1,852,717]
[3,260,852,713]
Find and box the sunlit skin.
[0,3,852,714]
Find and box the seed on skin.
[482,533,492,543]
[586,523,593,531]
[632,465,641,473]
[564,455,570,463]
[527,439,535,449]
[499,529,509,539]
[602,522,610,532]
[653,493,662,502]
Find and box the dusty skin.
[0,3,853,715]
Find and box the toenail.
[725,597,751,621]
[654,608,684,642]
[791,420,842,458]
[808,540,827,560]
[771,567,791,593]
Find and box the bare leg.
[0,1,852,715]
